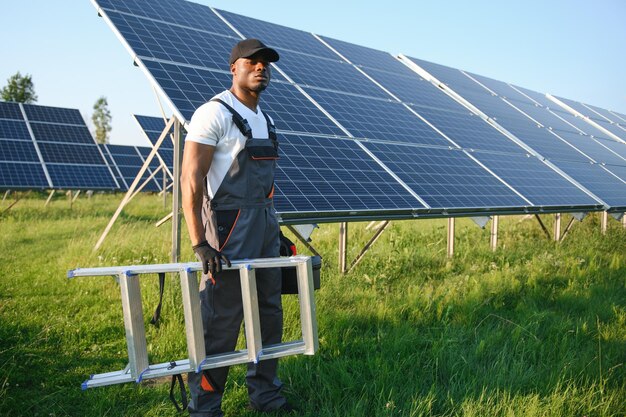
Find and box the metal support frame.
[285,224,321,258]
[447,217,455,258]
[534,215,551,239]
[94,117,176,251]
[601,211,608,235]
[347,221,390,273]
[490,215,499,251]
[339,222,348,273]
[68,255,318,389]
[44,190,55,207]
[559,216,577,243]
[2,190,9,202]
[554,213,561,242]
[623,214,626,229]
[171,119,183,262]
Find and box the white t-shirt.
[185,90,274,199]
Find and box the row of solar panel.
[93,0,625,217]
[0,101,166,191]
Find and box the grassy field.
[0,192,624,416]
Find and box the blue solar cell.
[134,115,175,149]
[550,131,626,166]
[363,142,528,209]
[276,51,389,99]
[23,104,85,125]
[0,101,24,120]
[319,35,409,73]
[46,164,118,190]
[305,88,449,146]
[579,103,620,124]
[470,151,600,207]
[142,60,232,120]
[593,119,626,142]
[0,162,49,189]
[407,57,485,93]
[0,140,42,162]
[97,0,234,36]
[216,9,339,60]
[408,105,526,154]
[0,120,31,141]
[553,96,606,123]
[595,138,626,160]
[30,123,94,144]
[37,142,107,165]
[602,164,626,182]
[549,160,626,209]
[274,134,422,213]
[609,110,626,124]
[107,144,144,156]
[506,99,580,134]
[106,11,239,71]
[362,66,463,110]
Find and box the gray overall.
[187,100,285,417]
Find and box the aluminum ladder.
[68,255,318,389]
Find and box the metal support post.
[534,215,551,239]
[94,117,176,251]
[171,119,183,262]
[45,190,55,207]
[118,272,149,381]
[623,214,626,229]
[554,213,561,242]
[447,217,455,258]
[163,168,168,209]
[601,211,608,235]
[67,190,73,208]
[490,215,499,251]
[2,190,9,202]
[560,216,577,243]
[339,222,348,273]
[72,190,81,203]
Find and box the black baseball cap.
[229,38,280,66]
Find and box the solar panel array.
[101,144,162,192]
[0,102,118,190]
[406,57,626,210]
[92,0,624,220]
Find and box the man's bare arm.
[181,141,215,246]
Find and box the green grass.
[0,192,624,416]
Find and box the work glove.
[192,241,231,276]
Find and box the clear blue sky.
[2,0,625,146]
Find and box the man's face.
[231,53,271,93]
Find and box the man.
[181,39,294,416]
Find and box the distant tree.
[1,71,38,103]
[92,96,112,144]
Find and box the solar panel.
[0,101,24,120]
[216,9,340,60]
[552,95,626,141]
[274,134,423,215]
[93,0,611,217]
[0,162,49,189]
[362,142,528,209]
[548,160,626,210]
[304,88,449,146]
[602,164,626,183]
[22,103,118,190]
[104,144,161,192]
[1,102,118,190]
[469,151,599,207]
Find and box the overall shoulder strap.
[210,98,252,139]
[260,110,278,149]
